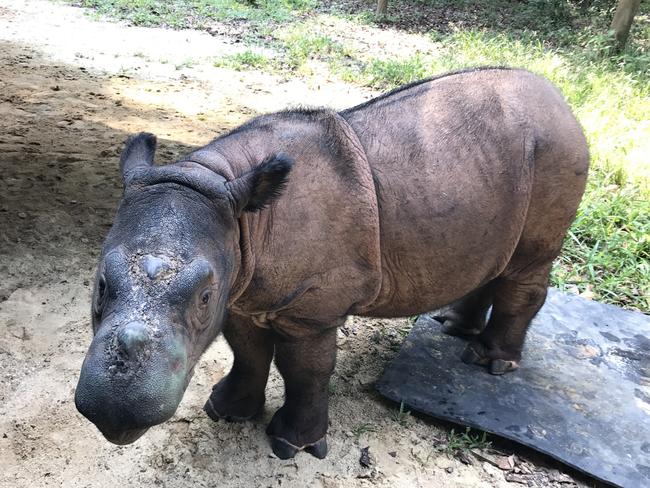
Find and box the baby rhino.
[75,68,588,459]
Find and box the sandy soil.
[0,2,592,487]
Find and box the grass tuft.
[364,54,428,89]
[443,427,491,455]
[352,422,378,439]
[214,50,274,71]
[391,401,411,425]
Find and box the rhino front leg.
[204,314,273,421]
[266,326,337,460]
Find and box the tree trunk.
[610,0,641,51]
[376,0,388,17]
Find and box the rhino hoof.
[203,398,227,422]
[269,436,328,460]
[489,359,519,375]
[270,436,300,459]
[304,436,328,459]
[203,396,261,423]
[460,342,490,366]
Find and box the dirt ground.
[0,2,595,487]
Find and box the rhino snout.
[75,320,189,444]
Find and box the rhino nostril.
[116,321,150,358]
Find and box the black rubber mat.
[376,288,650,487]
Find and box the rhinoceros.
[75,67,588,459]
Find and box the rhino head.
[75,133,291,444]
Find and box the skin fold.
[75,67,588,459]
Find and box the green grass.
[443,427,492,455]
[352,422,378,439]
[69,0,315,29]
[213,28,353,73]
[214,49,274,71]
[343,54,429,89]
[390,401,411,425]
[554,178,649,309]
[283,28,347,69]
[70,0,650,311]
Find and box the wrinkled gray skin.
[76,68,588,458]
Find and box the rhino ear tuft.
[120,132,157,185]
[226,153,293,215]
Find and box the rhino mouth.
[100,427,149,445]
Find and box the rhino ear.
[120,132,157,185]
[226,153,293,215]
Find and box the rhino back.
[342,68,588,317]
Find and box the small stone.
[359,446,372,468]
[18,212,26,219]
[519,463,533,475]
[548,469,574,483]
[482,461,503,479]
[388,451,397,458]
[456,450,473,465]
[505,473,530,485]
[445,466,453,474]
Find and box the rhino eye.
[94,273,107,317]
[98,275,107,298]
[191,287,214,330]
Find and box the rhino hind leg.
[435,284,494,337]
[461,126,589,374]
[461,260,553,375]
[204,315,273,422]
[266,326,337,459]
